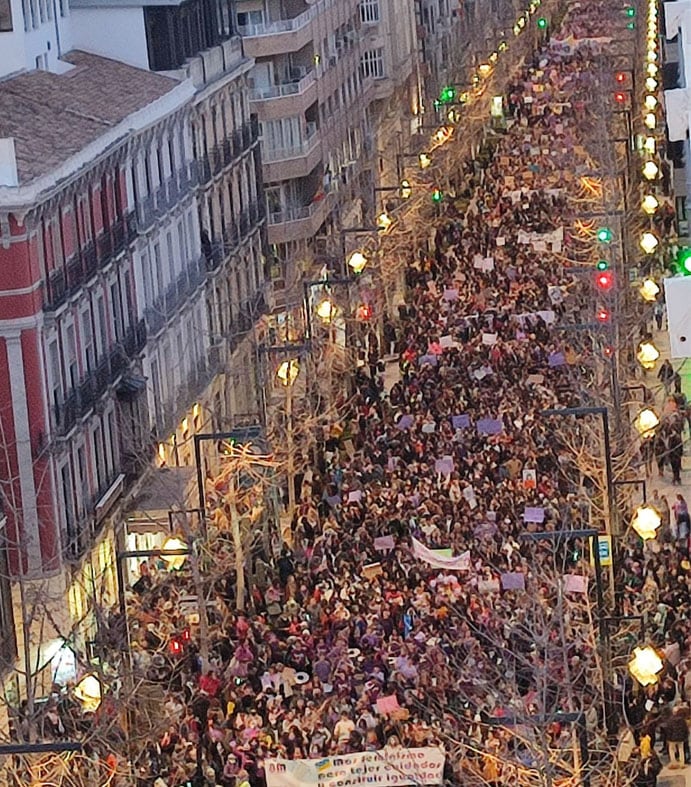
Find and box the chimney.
[0,139,19,187]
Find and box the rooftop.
[0,51,180,186]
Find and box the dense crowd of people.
[33,3,689,787]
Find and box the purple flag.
[523,506,545,523]
[451,414,471,430]
[548,351,566,367]
[501,572,526,591]
[477,418,503,435]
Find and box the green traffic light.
[432,189,443,203]
[597,227,613,243]
[625,6,636,16]
[439,86,456,104]
[596,260,610,271]
[677,248,691,275]
[537,17,548,29]
[626,20,636,29]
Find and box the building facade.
[0,0,267,688]
[235,0,376,317]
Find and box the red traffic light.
[614,91,626,103]
[615,72,626,84]
[169,638,183,656]
[596,270,614,290]
[596,309,610,323]
[356,303,373,321]
[603,345,614,359]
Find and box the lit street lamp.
[628,646,663,686]
[636,340,660,369]
[634,407,660,437]
[347,251,368,275]
[639,277,660,300]
[277,359,300,522]
[74,674,102,712]
[630,504,662,540]
[161,536,188,571]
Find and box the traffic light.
[597,227,613,243]
[614,91,626,103]
[615,71,627,84]
[439,86,456,104]
[596,259,610,271]
[432,188,443,203]
[596,308,611,323]
[537,16,548,28]
[356,303,373,321]
[169,637,183,656]
[595,269,614,291]
[676,247,691,275]
[625,6,636,17]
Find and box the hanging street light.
[637,340,661,369]
[161,536,188,571]
[316,298,335,323]
[641,194,659,215]
[347,251,368,275]
[640,231,659,254]
[276,358,300,387]
[629,646,663,686]
[644,94,658,110]
[642,160,659,180]
[377,212,393,230]
[74,674,102,712]
[644,113,657,129]
[418,152,432,169]
[639,277,660,301]
[631,504,662,540]
[634,406,660,437]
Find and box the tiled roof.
[0,51,180,185]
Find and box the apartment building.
[0,0,267,683]
[235,0,375,316]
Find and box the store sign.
[266,747,445,787]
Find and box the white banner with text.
[265,747,445,787]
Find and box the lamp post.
[276,358,300,523]
[541,407,616,534]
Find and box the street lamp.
[644,94,658,110]
[644,112,657,129]
[634,407,660,437]
[628,646,663,686]
[636,340,660,369]
[642,160,659,180]
[377,212,393,230]
[631,505,662,540]
[74,674,102,712]
[160,536,188,571]
[347,251,368,275]
[641,195,659,215]
[418,152,432,169]
[276,359,299,522]
[640,231,659,254]
[316,297,336,323]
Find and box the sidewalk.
[641,322,691,508]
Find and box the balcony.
[44,213,137,311]
[53,321,146,436]
[267,191,334,244]
[249,71,317,119]
[261,122,321,182]
[144,257,206,337]
[196,118,260,188]
[203,200,266,272]
[237,0,334,58]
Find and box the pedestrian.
[673,494,690,544]
[665,706,689,768]
[659,360,675,396]
[654,302,664,331]
[634,750,662,786]
[669,430,684,485]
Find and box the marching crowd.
[39,3,691,787]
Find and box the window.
[1,0,15,29]
[361,48,384,79]
[65,324,78,389]
[96,295,107,357]
[81,309,95,373]
[93,423,106,490]
[49,341,62,410]
[110,282,123,341]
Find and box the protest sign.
[522,469,537,489]
[523,506,545,524]
[374,535,395,552]
[501,572,526,591]
[362,562,383,580]
[477,418,503,435]
[451,414,471,430]
[411,538,469,571]
[265,747,445,787]
[434,456,454,476]
[563,574,588,594]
